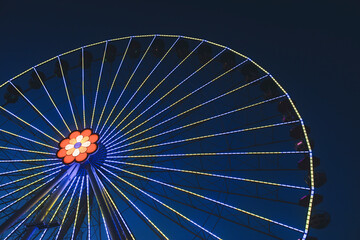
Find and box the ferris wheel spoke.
[97,37,180,137]
[101,212,111,240]
[0,177,55,214]
[104,163,304,234]
[0,146,56,155]
[8,82,65,139]
[98,36,179,139]
[134,182,284,240]
[0,162,61,177]
[0,170,59,202]
[96,36,178,136]
[71,176,85,240]
[109,75,270,149]
[107,93,284,149]
[103,57,249,145]
[85,165,134,239]
[3,193,50,240]
[99,37,198,139]
[98,169,169,239]
[104,160,309,191]
[98,35,156,136]
[0,128,58,150]
[100,166,222,240]
[0,167,62,189]
[102,44,225,144]
[96,37,133,134]
[94,37,133,133]
[90,42,108,129]
[114,179,211,239]
[100,38,205,141]
[107,151,309,161]
[86,175,91,240]
[55,176,81,240]
[99,35,157,134]
[57,56,79,130]
[39,174,78,240]
[108,120,299,155]
[81,47,86,129]
[113,114,293,153]
[0,146,55,156]
[0,106,58,143]
[101,182,135,239]
[0,137,46,158]
[98,36,159,134]
[0,158,58,163]
[33,67,72,134]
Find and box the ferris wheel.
[0,34,329,239]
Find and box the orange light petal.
[79,146,87,153]
[81,129,92,137]
[69,131,81,139]
[63,155,75,164]
[75,153,87,162]
[89,134,99,143]
[86,143,97,153]
[66,148,75,155]
[81,136,89,143]
[69,138,77,145]
[60,139,70,148]
[57,149,67,158]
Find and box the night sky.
[0,0,359,239]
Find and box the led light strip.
[98,169,169,239]
[104,159,309,191]
[9,82,65,138]
[99,38,205,139]
[0,105,58,142]
[105,163,304,233]
[57,56,79,130]
[103,43,225,143]
[4,194,50,240]
[101,166,222,240]
[90,41,109,128]
[39,176,78,240]
[107,120,300,154]
[99,35,157,137]
[107,151,309,159]
[55,176,81,240]
[0,128,57,149]
[95,37,133,132]
[0,146,55,155]
[33,67,71,133]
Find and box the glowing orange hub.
[57,129,99,165]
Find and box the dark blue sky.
[0,0,359,239]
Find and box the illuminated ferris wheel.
[0,34,329,239]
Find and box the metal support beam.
[56,186,88,240]
[0,164,79,235]
[72,190,94,240]
[85,164,132,240]
[21,164,79,240]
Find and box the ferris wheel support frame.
[0,164,79,236]
[21,164,80,240]
[85,164,132,240]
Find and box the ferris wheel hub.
[56,129,99,165]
